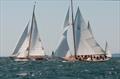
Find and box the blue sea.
[0,57,120,79]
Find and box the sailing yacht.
[11,5,46,61]
[55,0,112,62]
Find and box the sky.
[0,0,120,57]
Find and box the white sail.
[55,30,70,57]
[75,7,105,55]
[105,41,112,58]
[74,7,81,51]
[12,22,29,57]
[15,5,44,58]
[74,7,93,55]
[29,10,45,57]
[87,21,105,55]
[63,7,70,28]
[16,35,29,58]
[55,8,70,57]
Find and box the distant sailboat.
[11,4,46,61]
[55,0,112,62]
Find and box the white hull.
[83,57,111,62]
[12,5,45,61]
[14,56,47,62]
[15,58,29,62]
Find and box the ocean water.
[0,57,120,79]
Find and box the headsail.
[55,30,69,57]
[86,21,105,55]
[55,8,70,57]
[12,22,29,57]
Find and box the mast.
[71,0,77,58]
[27,3,36,58]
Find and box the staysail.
[55,8,70,57]
[12,22,29,57]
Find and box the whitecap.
[16,72,28,77]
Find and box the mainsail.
[74,7,94,55]
[55,8,70,57]
[29,7,44,57]
[55,30,69,57]
[75,7,105,55]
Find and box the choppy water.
[0,57,120,79]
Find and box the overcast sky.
[0,0,120,56]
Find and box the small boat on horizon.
[54,0,112,62]
[10,4,47,61]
